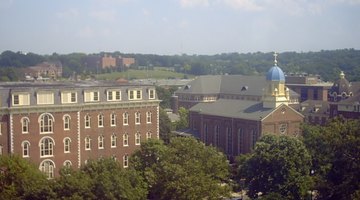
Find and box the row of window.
[21,111,153,134]
[21,132,152,158]
[12,88,156,106]
[39,154,130,179]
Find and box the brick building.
[23,61,63,79]
[188,55,304,158]
[0,81,160,178]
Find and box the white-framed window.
[37,92,54,105]
[63,115,71,130]
[0,123,1,135]
[279,123,287,134]
[12,93,30,106]
[123,112,129,125]
[128,89,142,100]
[21,117,30,133]
[98,114,104,127]
[111,134,117,148]
[39,113,54,134]
[123,154,129,168]
[146,131,152,140]
[64,137,71,153]
[135,112,141,125]
[98,135,104,149]
[63,160,72,167]
[0,145,3,155]
[39,159,55,179]
[61,91,77,104]
[146,111,152,124]
[110,113,116,126]
[40,137,54,157]
[85,114,91,128]
[107,90,121,101]
[85,137,91,150]
[123,133,129,146]
[135,132,141,145]
[84,91,100,102]
[22,141,30,157]
[149,89,155,99]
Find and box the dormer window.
[241,86,248,91]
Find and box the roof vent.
[184,85,191,90]
[241,86,248,91]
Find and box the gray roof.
[190,99,275,121]
[176,75,222,94]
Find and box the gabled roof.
[177,75,222,94]
[190,99,274,121]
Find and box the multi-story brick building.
[0,81,160,178]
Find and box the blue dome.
[266,66,285,81]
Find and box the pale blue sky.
[0,0,359,55]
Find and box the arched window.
[85,137,91,150]
[63,137,71,153]
[146,111,152,124]
[123,133,129,146]
[98,135,104,149]
[146,131,152,140]
[21,117,30,133]
[135,112,141,124]
[111,134,117,148]
[110,113,116,126]
[135,132,141,145]
[98,114,104,127]
[22,141,30,157]
[123,112,129,125]
[123,154,129,168]
[63,115,71,130]
[39,113,54,133]
[63,160,72,167]
[85,114,91,128]
[39,159,55,179]
[40,137,54,157]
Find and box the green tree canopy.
[131,137,231,200]
[237,134,313,200]
[302,118,360,200]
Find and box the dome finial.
[340,71,345,79]
[273,52,278,66]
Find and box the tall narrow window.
[64,138,71,153]
[135,132,141,145]
[214,125,220,146]
[146,111,152,124]
[123,133,129,146]
[39,113,54,133]
[123,112,129,125]
[123,154,129,168]
[22,117,30,133]
[40,137,54,157]
[98,114,104,127]
[22,141,30,157]
[85,137,91,150]
[111,134,117,148]
[149,89,155,99]
[226,127,232,155]
[237,128,243,155]
[85,115,91,128]
[110,113,116,126]
[40,160,55,179]
[146,131,152,140]
[63,115,70,130]
[98,135,104,149]
[135,112,141,125]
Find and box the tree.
[131,137,231,200]
[238,135,313,200]
[0,155,53,200]
[302,118,360,200]
[52,158,148,200]
[159,108,173,143]
[175,107,188,130]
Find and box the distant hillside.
[1,49,360,81]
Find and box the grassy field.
[95,69,192,80]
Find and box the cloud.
[90,10,117,21]
[180,0,210,8]
[142,8,150,16]
[332,0,360,5]
[56,8,79,19]
[223,0,263,11]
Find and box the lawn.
[95,69,192,80]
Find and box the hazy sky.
[0,0,359,55]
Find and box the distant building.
[0,81,160,178]
[187,54,304,158]
[119,57,135,67]
[101,54,117,69]
[23,61,63,79]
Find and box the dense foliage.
[237,135,313,200]
[1,49,360,81]
[131,138,231,200]
[302,118,360,200]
